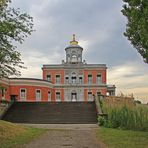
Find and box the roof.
[9,78,52,83]
[65,44,83,50]
[42,63,107,69]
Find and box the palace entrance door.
[71,92,77,102]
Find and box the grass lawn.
[0,120,46,148]
[96,127,148,148]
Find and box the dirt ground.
[22,124,105,148]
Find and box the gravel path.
[23,124,105,148]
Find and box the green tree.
[121,0,148,63]
[0,0,33,78]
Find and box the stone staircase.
[0,103,6,116]
[2,102,98,124]
[0,102,11,119]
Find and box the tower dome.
[65,34,83,64]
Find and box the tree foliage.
[121,0,148,63]
[0,0,33,78]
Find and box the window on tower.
[67,54,70,62]
[71,55,77,63]
[78,54,81,62]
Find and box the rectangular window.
[56,75,61,84]
[97,92,101,96]
[36,90,41,101]
[48,91,51,101]
[79,77,82,84]
[88,92,93,101]
[88,75,92,84]
[97,74,101,83]
[46,75,51,81]
[56,92,61,101]
[20,89,26,100]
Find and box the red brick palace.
[0,35,115,102]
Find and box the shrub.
[0,100,10,104]
[100,99,148,131]
[98,116,106,126]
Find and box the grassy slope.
[0,120,46,148]
[96,127,148,148]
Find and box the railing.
[0,100,14,119]
[94,95,108,120]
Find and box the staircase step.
[2,102,97,124]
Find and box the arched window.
[78,54,81,62]
[65,75,69,84]
[48,91,51,101]
[72,72,76,76]
[72,51,76,54]
[67,54,70,62]
[71,90,77,101]
[71,54,77,63]
[71,72,77,84]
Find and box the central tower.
[42,35,115,102]
[65,34,83,64]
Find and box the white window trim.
[88,91,93,101]
[71,76,77,84]
[55,91,61,102]
[96,74,102,84]
[55,74,61,84]
[71,92,77,102]
[79,75,83,84]
[20,88,27,101]
[97,91,102,96]
[71,54,77,63]
[48,91,51,101]
[36,89,41,101]
[46,74,51,81]
[65,75,69,84]
[88,74,92,84]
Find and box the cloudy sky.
[12,0,148,103]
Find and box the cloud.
[108,62,148,103]
[20,48,63,78]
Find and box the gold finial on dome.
[70,34,78,45]
[73,34,76,41]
